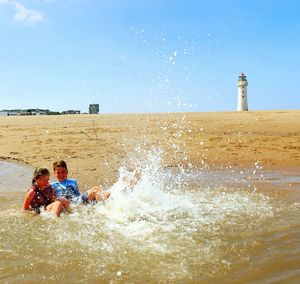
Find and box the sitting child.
[22,167,68,217]
[51,160,111,205]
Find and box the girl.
[22,167,68,217]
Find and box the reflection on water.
[0,161,33,192]
[0,157,300,283]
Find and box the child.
[22,167,68,217]
[51,160,111,205]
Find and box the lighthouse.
[237,73,248,111]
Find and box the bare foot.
[96,190,111,201]
[129,165,142,188]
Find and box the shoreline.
[0,110,299,187]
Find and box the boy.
[51,160,110,205]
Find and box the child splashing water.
[22,167,68,217]
[51,160,111,206]
[22,161,141,217]
[51,160,142,206]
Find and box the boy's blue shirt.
[51,178,80,200]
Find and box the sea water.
[0,154,299,283]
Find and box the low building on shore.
[0,108,83,116]
[0,111,14,116]
[0,109,50,116]
[62,110,81,115]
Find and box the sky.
[0,0,299,113]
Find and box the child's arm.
[59,197,70,210]
[22,189,35,211]
[48,185,56,203]
[73,180,81,196]
[50,185,69,209]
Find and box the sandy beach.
[0,110,299,188]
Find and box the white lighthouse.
[237,73,248,111]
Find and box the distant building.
[28,109,50,115]
[1,109,22,116]
[0,111,10,116]
[62,110,81,115]
[89,104,99,114]
[0,109,49,116]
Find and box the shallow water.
[0,159,300,283]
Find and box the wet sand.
[0,110,299,188]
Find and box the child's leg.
[87,186,111,202]
[97,191,111,201]
[129,166,142,188]
[87,186,100,201]
[46,200,63,217]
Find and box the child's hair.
[53,160,68,171]
[32,167,50,185]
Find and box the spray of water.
[52,149,278,277]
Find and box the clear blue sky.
[0,0,299,113]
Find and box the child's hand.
[58,197,69,209]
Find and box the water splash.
[52,150,278,264]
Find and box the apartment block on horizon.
[89,104,99,114]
